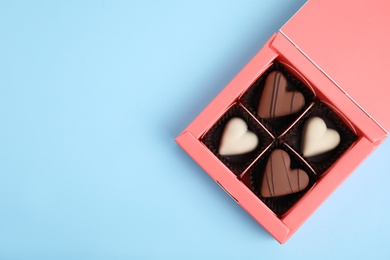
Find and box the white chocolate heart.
[301,117,340,157]
[218,117,259,156]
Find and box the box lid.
[280,0,390,133]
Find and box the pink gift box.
[175,0,390,243]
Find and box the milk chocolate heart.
[218,117,258,156]
[301,117,340,157]
[261,149,309,198]
[257,71,305,118]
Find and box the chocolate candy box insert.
[202,62,357,216]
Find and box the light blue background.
[1,1,389,259]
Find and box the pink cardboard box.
[175,0,390,243]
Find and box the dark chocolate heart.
[257,71,305,118]
[261,149,309,198]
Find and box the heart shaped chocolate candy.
[261,149,309,198]
[301,117,340,157]
[258,71,305,118]
[218,117,258,156]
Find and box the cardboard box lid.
[280,0,390,133]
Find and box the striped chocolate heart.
[261,149,309,198]
[257,71,305,118]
